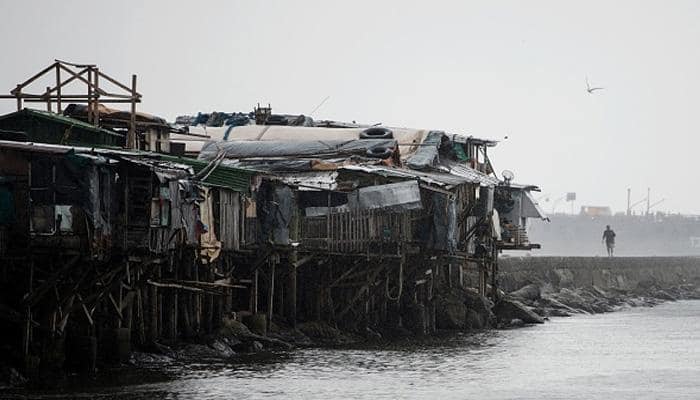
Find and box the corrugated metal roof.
[158,155,255,192]
[0,140,254,192]
[0,139,74,154]
[275,171,338,190]
[341,163,498,188]
[437,162,500,186]
[3,109,124,139]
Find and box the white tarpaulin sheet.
[348,180,422,211]
[521,191,547,219]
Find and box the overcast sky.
[2,1,699,214]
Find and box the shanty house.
[0,108,124,147]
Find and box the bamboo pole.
[129,74,137,149]
[86,68,93,124]
[267,259,275,324]
[55,63,62,113]
[46,86,51,112]
[94,68,100,125]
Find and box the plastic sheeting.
[198,139,397,161]
[199,187,222,262]
[406,130,444,171]
[276,171,338,191]
[521,190,547,219]
[217,125,428,159]
[347,180,422,211]
[272,186,294,245]
[431,192,457,253]
[256,183,294,245]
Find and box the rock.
[510,283,541,301]
[297,321,357,345]
[466,309,487,330]
[298,321,343,340]
[268,326,313,346]
[219,315,292,351]
[129,351,174,365]
[209,340,236,358]
[495,298,544,324]
[551,268,574,287]
[242,314,267,336]
[463,288,495,328]
[176,343,224,360]
[436,302,467,329]
[538,296,581,315]
[0,366,27,388]
[251,341,263,352]
[509,318,525,327]
[219,316,252,337]
[547,309,571,317]
[652,290,677,301]
[551,288,595,313]
[402,303,428,335]
[636,278,657,290]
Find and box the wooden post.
[267,259,275,325]
[491,246,499,302]
[203,264,213,333]
[285,253,297,327]
[314,262,322,321]
[136,283,146,344]
[252,269,259,314]
[86,68,93,124]
[46,86,52,112]
[478,262,486,297]
[15,84,22,111]
[55,63,62,113]
[93,68,100,126]
[129,74,137,149]
[194,259,201,333]
[23,257,34,366]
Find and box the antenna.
[308,95,330,116]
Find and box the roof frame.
[0,60,141,149]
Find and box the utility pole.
[646,187,651,216]
[627,188,631,216]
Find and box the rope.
[385,261,403,301]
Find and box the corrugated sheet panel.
[158,155,255,192]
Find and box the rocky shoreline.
[4,273,700,391]
[86,281,700,371]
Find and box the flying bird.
[586,77,604,94]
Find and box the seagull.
[586,77,604,94]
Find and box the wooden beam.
[99,70,141,95]
[55,63,62,113]
[11,62,58,94]
[23,98,141,103]
[55,59,96,68]
[292,255,314,268]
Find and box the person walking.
[602,225,616,257]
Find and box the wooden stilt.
[267,259,275,325]
[285,252,298,327]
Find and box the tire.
[360,127,393,139]
[366,146,394,159]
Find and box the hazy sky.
[2,1,699,214]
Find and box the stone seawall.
[491,256,700,325]
[498,256,700,292]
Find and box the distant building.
[580,205,612,217]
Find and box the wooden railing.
[300,208,415,253]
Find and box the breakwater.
[495,256,700,324]
[499,256,700,292]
